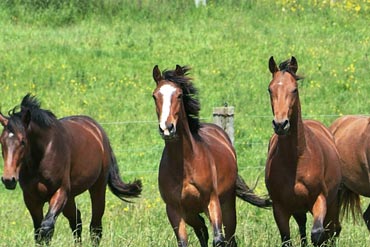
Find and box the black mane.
[162,66,201,135]
[21,94,57,128]
[279,59,304,81]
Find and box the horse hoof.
[213,235,225,247]
[311,227,325,246]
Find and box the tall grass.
[0,0,369,246]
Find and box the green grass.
[0,0,370,246]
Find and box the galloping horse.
[0,94,142,246]
[152,65,271,247]
[265,57,343,246]
[329,116,369,229]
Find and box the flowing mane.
[279,59,304,81]
[21,94,57,128]
[162,66,201,135]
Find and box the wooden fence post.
[213,106,234,145]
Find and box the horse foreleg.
[42,187,68,244]
[207,195,225,247]
[166,205,188,247]
[24,195,44,245]
[272,203,292,247]
[62,198,82,243]
[311,194,327,246]
[293,213,307,247]
[186,214,209,247]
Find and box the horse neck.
[279,96,306,157]
[26,123,53,163]
[164,108,196,163]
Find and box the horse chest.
[267,157,317,207]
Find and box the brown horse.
[329,115,368,228]
[0,94,142,246]
[151,65,271,247]
[265,57,343,246]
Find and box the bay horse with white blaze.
[0,94,142,246]
[329,115,369,229]
[265,57,343,246]
[152,65,271,247]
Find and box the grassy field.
[0,0,369,246]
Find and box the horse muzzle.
[272,119,290,135]
[158,124,177,140]
[1,176,17,190]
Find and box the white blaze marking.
[159,84,176,134]
[8,132,14,138]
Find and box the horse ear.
[0,113,8,127]
[269,56,278,74]
[175,65,184,76]
[289,56,298,73]
[22,109,31,129]
[153,65,162,85]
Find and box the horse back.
[329,115,370,196]
[60,116,111,195]
[195,123,237,198]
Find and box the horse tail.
[339,185,362,223]
[236,174,272,208]
[107,146,142,202]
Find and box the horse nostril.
[167,123,174,132]
[272,120,277,128]
[158,125,164,133]
[282,120,290,131]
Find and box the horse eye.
[20,139,26,146]
[267,88,272,94]
[292,88,298,94]
[177,94,183,100]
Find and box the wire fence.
[100,113,370,175]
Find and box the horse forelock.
[278,59,303,81]
[162,67,201,135]
[6,111,24,135]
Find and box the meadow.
[0,0,369,246]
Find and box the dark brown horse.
[265,57,343,246]
[329,115,368,229]
[152,65,271,247]
[0,94,142,246]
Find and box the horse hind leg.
[89,185,106,246]
[62,198,82,243]
[363,203,370,231]
[221,196,237,247]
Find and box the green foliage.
[0,0,369,246]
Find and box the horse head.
[268,56,302,135]
[0,112,26,190]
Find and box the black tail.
[107,148,142,202]
[236,175,272,208]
